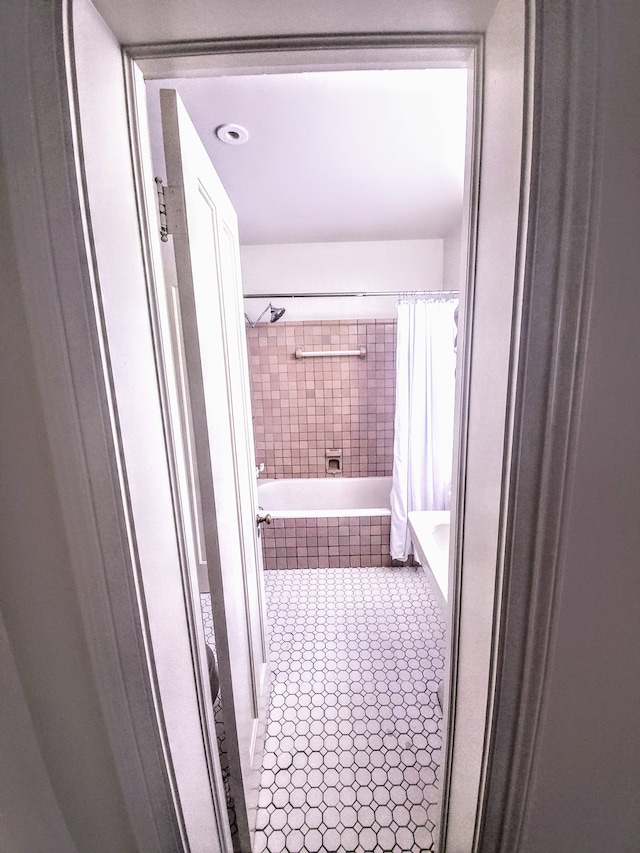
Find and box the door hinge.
[155,178,187,241]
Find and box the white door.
[160,88,269,853]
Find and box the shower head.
[245,302,286,327]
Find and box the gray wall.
[0,70,137,853]
[519,3,640,849]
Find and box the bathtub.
[408,510,450,605]
[257,476,392,569]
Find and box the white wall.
[443,221,463,292]
[241,238,443,320]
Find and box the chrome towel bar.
[295,346,366,359]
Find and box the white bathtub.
[257,476,392,518]
[257,476,392,569]
[408,510,450,604]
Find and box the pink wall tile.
[246,320,396,479]
[261,517,392,570]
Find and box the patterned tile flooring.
[255,566,446,853]
[200,595,239,840]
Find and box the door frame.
[3,0,606,849]
[123,27,525,853]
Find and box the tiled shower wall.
[246,320,396,479]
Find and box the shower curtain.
[390,294,458,561]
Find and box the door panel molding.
[160,88,271,850]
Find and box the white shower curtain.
[390,295,458,561]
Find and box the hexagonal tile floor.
[255,566,446,853]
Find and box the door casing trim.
[123,32,516,853]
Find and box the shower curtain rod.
[243,289,460,299]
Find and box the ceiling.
[145,68,468,245]
[88,0,494,246]
[91,0,500,46]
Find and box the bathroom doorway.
[118,19,527,850]
[145,58,469,852]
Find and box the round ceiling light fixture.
[215,123,249,145]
